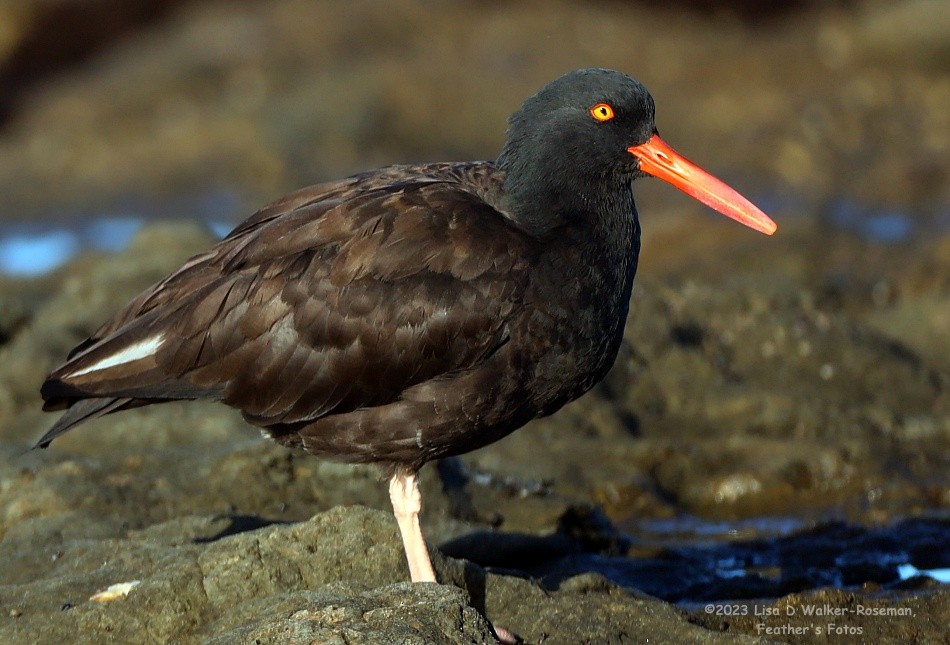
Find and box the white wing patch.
[69,335,165,377]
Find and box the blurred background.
[0,0,946,637]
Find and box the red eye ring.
[589,103,615,122]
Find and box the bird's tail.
[33,397,134,449]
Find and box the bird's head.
[498,68,776,236]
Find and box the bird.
[38,68,775,617]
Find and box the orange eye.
[589,103,615,122]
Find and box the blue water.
[0,190,240,276]
[0,218,232,276]
[898,563,950,583]
[0,228,82,275]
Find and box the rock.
[205,584,497,645]
[0,506,762,643]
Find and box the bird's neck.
[499,168,640,262]
[571,184,641,304]
[500,163,631,232]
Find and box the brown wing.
[38,166,534,446]
[61,172,377,358]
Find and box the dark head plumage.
[496,69,657,234]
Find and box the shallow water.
[634,514,809,546]
[541,516,950,602]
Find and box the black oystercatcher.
[38,69,775,597]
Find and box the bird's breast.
[515,211,639,416]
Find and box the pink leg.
[389,471,436,583]
[388,471,520,644]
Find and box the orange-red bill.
[627,134,777,235]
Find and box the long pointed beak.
[628,134,777,235]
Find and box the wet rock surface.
[0,0,947,643]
